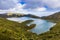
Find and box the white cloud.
[24,0,60,10]
[33,7,47,11]
[0,0,60,11]
[42,0,60,9]
[0,0,60,17]
[0,3,30,14]
[0,0,20,10]
[0,0,25,13]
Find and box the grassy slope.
[0,17,60,40]
[39,12,60,40]
[0,18,37,40]
[38,21,60,40]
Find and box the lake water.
[7,17,56,35]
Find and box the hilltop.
[41,12,60,21]
[0,13,41,19]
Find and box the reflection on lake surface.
[7,17,56,35]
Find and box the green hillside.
[0,17,60,40]
[0,18,37,40]
[41,12,60,22]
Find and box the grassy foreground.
[0,18,60,40]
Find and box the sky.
[0,0,60,17]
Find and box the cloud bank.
[0,0,60,11]
[0,0,20,10]
[24,0,60,10]
[0,0,60,17]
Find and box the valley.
[0,12,60,40]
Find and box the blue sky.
[0,0,60,16]
[20,0,60,11]
[20,0,25,5]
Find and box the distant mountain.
[1,12,60,40]
[0,13,41,18]
[23,14,41,18]
[1,13,60,40]
[0,13,24,18]
[41,12,60,20]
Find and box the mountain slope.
[0,18,37,40]
[41,12,60,21]
[0,14,60,40]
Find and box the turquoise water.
[7,17,56,35]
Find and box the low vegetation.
[0,18,37,40]
[0,12,60,40]
[41,12,60,22]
